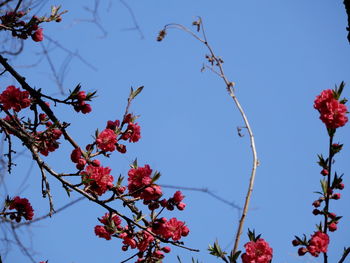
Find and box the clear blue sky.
[1,1,350,263]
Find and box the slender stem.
[13,0,22,12]
[163,19,258,254]
[323,134,334,263]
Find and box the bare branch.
[161,18,259,254]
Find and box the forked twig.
[159,18,259,254]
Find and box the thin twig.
[10,224,35,263]
[162,18,259,254]
[15,197,84,227]
[39,166,55,216]
[338,247,350,263]
[161,184,242,211]
[119,0,144,39]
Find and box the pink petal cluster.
[153,217,189,241]
[127,165,152,194]
[136,230,155,252]
[140,184,162,201]
[0,85,31,112]
[314,89,348,129]
[82,165,114,196]
[9,196,34,221]
[127,165,162,201]
[307,231,329,257]
[96,129,117,152]
[94,213,122,240]
[122,122,141,142]
[73,91,92,114]
[241,239,273,263]
[34,128,62,156]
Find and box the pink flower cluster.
[94,213,122,240]
[127,165,162,201]
[241,239,273,263]
[0,85,31,112]
[92,161,188,261]
[94,115,141,154]
[73,91,92,114]
[122,122,141,143]
[8,196,34,222]
[81,164,114,196]
[299,231,329,257]
[96,129,117,152]
[152,217,189,241]
[314,89,348,129]
[34,128,62,156]
[0,12,44,42]
[94,214,187,261]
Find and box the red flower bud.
[91,159,101,167]
[312,209,320,215]
[162,246,171,253]
[328,222,337,232]
[321,169,329,176]
[292,239,300,246]
[332,193,341,200]
[312,200,321,207]
[298,247,307,256]
[177,202,186,211]
[32,28,43,42]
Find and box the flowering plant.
[0,2,349,263]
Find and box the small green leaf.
[320,179,328,196]
[130,86,144,100]
[247,228,257,241]
[117,175,124,185]
[131,159,138,169]
[151,171,161,183]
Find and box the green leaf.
[151,171,161,183]
[131,159,138,169]
[130,86,144,100]
[208,240,227,259]
[320,179,328,196]
[117,175,124,185]
[247,228,257,241]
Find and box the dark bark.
[344,0,350,43]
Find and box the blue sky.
[1,1,350,263]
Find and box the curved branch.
[162,18,259,254]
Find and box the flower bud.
[332,193,341,200]
[298,247,308,256]
[321,169,329,176]
[292,239,300,246]
[328,222,337,232]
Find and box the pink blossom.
[96,129,117,152]
[127,165,152,195]
[82,165,114,196]
[314,89,348,129]
[307,231,329,257]
[241,239,273,263]
[122,122,141,142]
[0,85,31,112]
[9,196,34,221]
